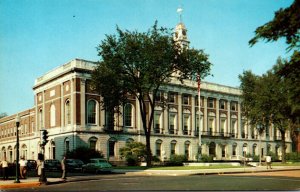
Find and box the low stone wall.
[183,162,241,167]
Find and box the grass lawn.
[272,162,300,166]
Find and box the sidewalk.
[1,166,300,189]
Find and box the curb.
[0,182,41,189]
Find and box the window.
[184,141,190,159]
[155,140,162,157]
[170,141,177,155]
[65,138,70,154]
[65,100,71,125]
[221,145,226,158]
[169,114,176,134]
[89,137,97,150]
[208,98,215,108]
[220,100,226,110]
[253,144,257,156]
[109,140,116,157]
[168,92,176,103]
[124,103,133,127]
[154,112,161,133]
[87,100,96,124]
[209,142,216,157]
[232,144,237,156]
[183,95,189,105]
[50,104,56,127]
[183,114,190,135]
[231,102,237,111]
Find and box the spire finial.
[177,6,183,22]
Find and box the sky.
[0,0,294,116]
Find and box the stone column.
[238,101,242,139]
[191,95,196,136]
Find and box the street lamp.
[15,114,20,183]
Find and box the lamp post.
[14,114,20,183]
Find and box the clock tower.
[174,7,190,49]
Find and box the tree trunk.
[145,132,152,167]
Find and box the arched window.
[124,103,133,127]
[89,137,98,150]
[87,100,97,124]
[108,138,117,157]
[184,141,190,159]
[232,143,237,156]
[253,144,257,156]
[8,146,13,162]
[209,142,216,157]
[65,100,71,125]
[21,144,27,159]
[50,104,56,127]
[64,138,70,154]
[155,140,162,157]
[170,140,177,155]
[243,143,248,156]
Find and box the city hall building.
[0,21,292,163]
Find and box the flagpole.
[197,74,202,161]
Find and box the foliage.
[166,155,188,166]
[119,141,147,166]
[248,0,300,141]
[239,59,293,163]
[286,152,300,162]
[267,151,279,162]
[92,21,212,166]
[66,146,104,163]
[200,154,214,162]
[249,0,300,50]
[0,113,7,119]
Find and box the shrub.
[286,152,300,162]
[166,155,187,166]
[200,154,213,162]
[119,141,147,166]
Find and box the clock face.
[90,84,96,91]
[182,30,186,36]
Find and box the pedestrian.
[266,155,272,169]
[19,156,28,179]
[36,159,43,176]
[61,156,67,180]
[0,157,9,180]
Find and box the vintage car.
[82,158,112,173]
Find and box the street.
[2,170,300,191]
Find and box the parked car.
[26,160,37,170]
[66,159,84,172]
[82,158,112,173]
[44,159,61,171]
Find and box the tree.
[239,60,293,163]
[249,0,300,158]
[119,141,147,166]
[0,113,7,119]
[92,22,212,166]
[66,146,104,163]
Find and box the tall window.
[89,137,97,150]
[231,102,237,111]
[124,104,133,127]
[170,141,176,155]
[50,104,56,127]
[65,100,71,125]
[109,140,116,157]
[169,114,176,134]
[154,112,162,133]
[87,100,96,124]
[155,140,162,157]
[183,114,190,135]
[209,142,216,156]
[219,100,226,110]
[65,138,70,154]
[184,141,190,159]
[232,143,237,156]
